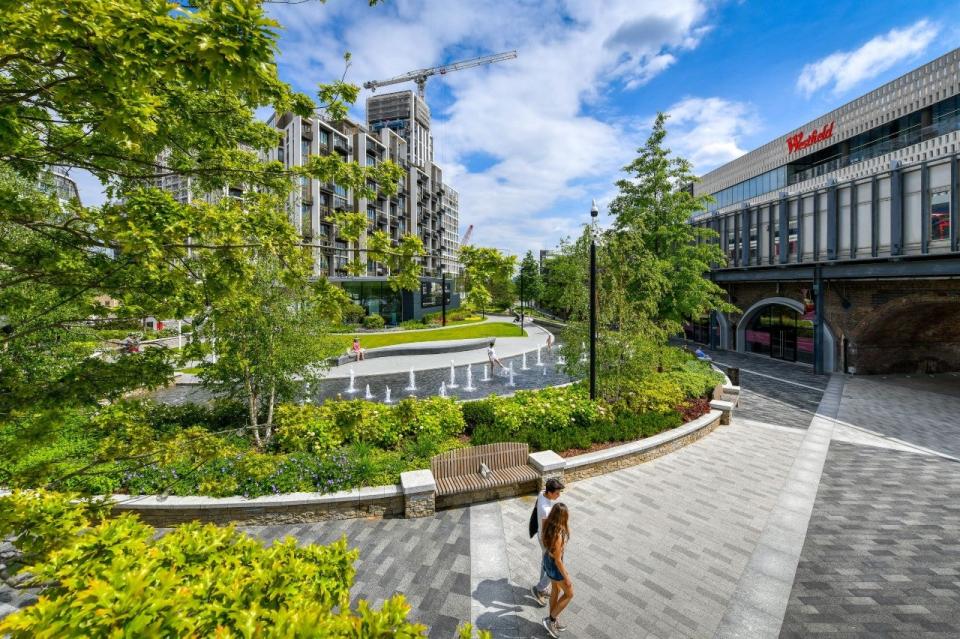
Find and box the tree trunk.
[264,384,276,445]
[245,374,261,448]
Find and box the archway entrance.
[737,297,826,367]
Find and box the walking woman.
[541,503,573,637]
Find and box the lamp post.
[519,266,525,335]
[589,200,599,400]
[438,226,446,326]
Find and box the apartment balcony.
[333,137,351,155]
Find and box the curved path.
[323,316,553,379]
[4,352,959,638]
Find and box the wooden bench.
[431,442,539,497]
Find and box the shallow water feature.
[151,346,575,406]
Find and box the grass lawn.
[335,322,526,351]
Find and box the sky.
[73,0,960,256]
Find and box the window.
[420,280,443,308]
[931,190,950,241]
[318,130,329,146]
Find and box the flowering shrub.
[0,491,427,638]
[394,397,466,440]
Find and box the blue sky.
[74,0,960,255]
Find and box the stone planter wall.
[563,410,723,483]
[112,486,403,527]
[107,410,725,526]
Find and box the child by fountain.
[352,337,365,361]
[487,341,505,371]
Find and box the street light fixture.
[438,226,447,326]
[589,199,598,401]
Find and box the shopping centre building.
[688,48,960,374]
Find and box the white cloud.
[268,0,714,254]
[796,19,939,98]
[665,97,758,174]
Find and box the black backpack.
[529,501,539,538]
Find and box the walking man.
[531,478,564,607]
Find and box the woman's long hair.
[542,502,569,552]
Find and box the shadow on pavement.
[473,578,549,639]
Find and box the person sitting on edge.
[352,337,365,361]
[694,347,711,361]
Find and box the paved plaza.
[261,349,957,638]
[4,351,959,637]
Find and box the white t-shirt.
[487,345,497,359]
[536,491,555,541]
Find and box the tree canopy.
[515,250,544,307]
[459,245,515,316]
[0,0,411,421]
[554,113,734,400]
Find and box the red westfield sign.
[786,121,835,153]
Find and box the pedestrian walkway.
[6,354,959,638]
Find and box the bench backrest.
[431,442,529,479]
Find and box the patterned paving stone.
[244,509,472,638]
[701,348,827,430]
[835,375,960,458]
[498,421,805,638]
[780,442,960,639]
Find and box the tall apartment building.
[367,90,433,169]
[158,90,462,323]
[440,184,461,273]
[367,90,459,276]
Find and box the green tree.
[459,245,516,317]
[190,258,348,448]
[538,237,588,319]
[515,250,544,308]
[0,0,406,422]
[557,113,734,400]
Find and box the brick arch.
[736,296,836,371]
[849,293,960,374]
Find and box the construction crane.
[460,224,474,247]
[363,50,518,98]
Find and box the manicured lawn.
[335,322,526,351]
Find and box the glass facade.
[339,280,402,325]
[419,279,450,308]
[709,93,960,211]
[744,305,814,365]
[931,190,950,241]
[710,166,787,210]
[683,315,719,345]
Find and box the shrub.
[399,319,426,330]
[470,385,613,450]
[0,492,427,638]
[663,362,724,399]
[273,403,345,454]
[617,376,686,414]
[461,399,496,434]
[0,490,109,564]
[362,314,385,329]
[342,302,366,324]
[394,397,466,440]
[677,397,711,422]
[331,400,401,448]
